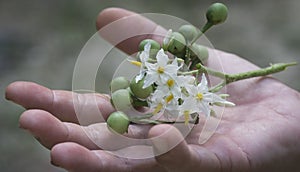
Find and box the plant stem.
[226,62,297,83]
[130,118,197,125]
[190,22,213,45]
[179,62,297,92]
[209,62,297,92]
[129,113,198,125]
[179,63,225,79]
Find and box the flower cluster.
[130,43,234,124]
[107,2,295,134]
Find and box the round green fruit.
[130,77,153,99]
[206,3,228,25]
[111,89,133,111]
[167,32,186,54]
[107,111,130,134]
[138,39,161,51]
[190,44,209,63]
[178,25,200,43]
[110,77,130,93]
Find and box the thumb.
[148,124,221,172]
[148,124,194,172]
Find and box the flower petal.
[156,49,169,67]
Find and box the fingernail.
[34,136,41,142]
[50,160,60,167]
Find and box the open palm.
[6,8,300,172]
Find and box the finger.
[51,142,165,172]
[149,124,220,172]
[96,8,260,77]
[6,81,114,124]
[19,109,152,150]
[97,7,166,55]
[50,142,104,172]
[19,109,98,149]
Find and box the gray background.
[1,0,299,171]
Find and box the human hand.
[6,8,300,172]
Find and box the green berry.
[111,89,133,111]
[167,32,186,54]
[130,76,153,99]
[138,39,161,51]
[110,77,130,93]
[206,3,228,25]
[190,44,209,63]
[178,25,200,43]
[107,111,130,134]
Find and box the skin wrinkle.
[207,135,245,172]
[50,89,57,117]
[225,136,252,171]
[190,144,221,171]
[128,157,165,172]
[63,123,73,148]
[93,151,112,171]
[269,87,300,120]
[213,150,224,172]
[6,7,300,172]
[228,120,290,171]
[121,157,133,172]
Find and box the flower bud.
[130,76,153,99]
[138,39,161,51]
[178,25,200,43]
[111,89,133,111]
[167,32,186,54]
[190,44,209,63]
[107,111,130,134]
[110,77,130,93]
[206,3,228,25]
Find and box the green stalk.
[179,63,225,79]
[226,62,297,83]
[190,22,213,45]
[209,62,297,92]
[179,62,297,92]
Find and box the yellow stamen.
[184,110,190,125]
[157,66,164,74]
[196,93,203,101]
[130,61,142,67]
[167,79,175,88]
[153,103,163,114]
[165,94,174,103]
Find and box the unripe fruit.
[110,77,130,93]
[190,44,209,63]
[130,76,153,99]
[138,39,161,51]
[107,111,130,134]
[206,3,228,25]
[111,89,133,111]
[167,32,186,54]
[178,25,200,43]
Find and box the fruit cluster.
[107,3,231,134]
[106,3,296,134]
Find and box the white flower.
[143,49,180,88]
[177,75,196,87]
[135,42,151,82]
[179,98,199,124]
[149,79,182,114]
[184,74,235,117]
[149,89,166,114]
[163,29,172,49]
[156,76,182,98]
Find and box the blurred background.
[1,0,299,171]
